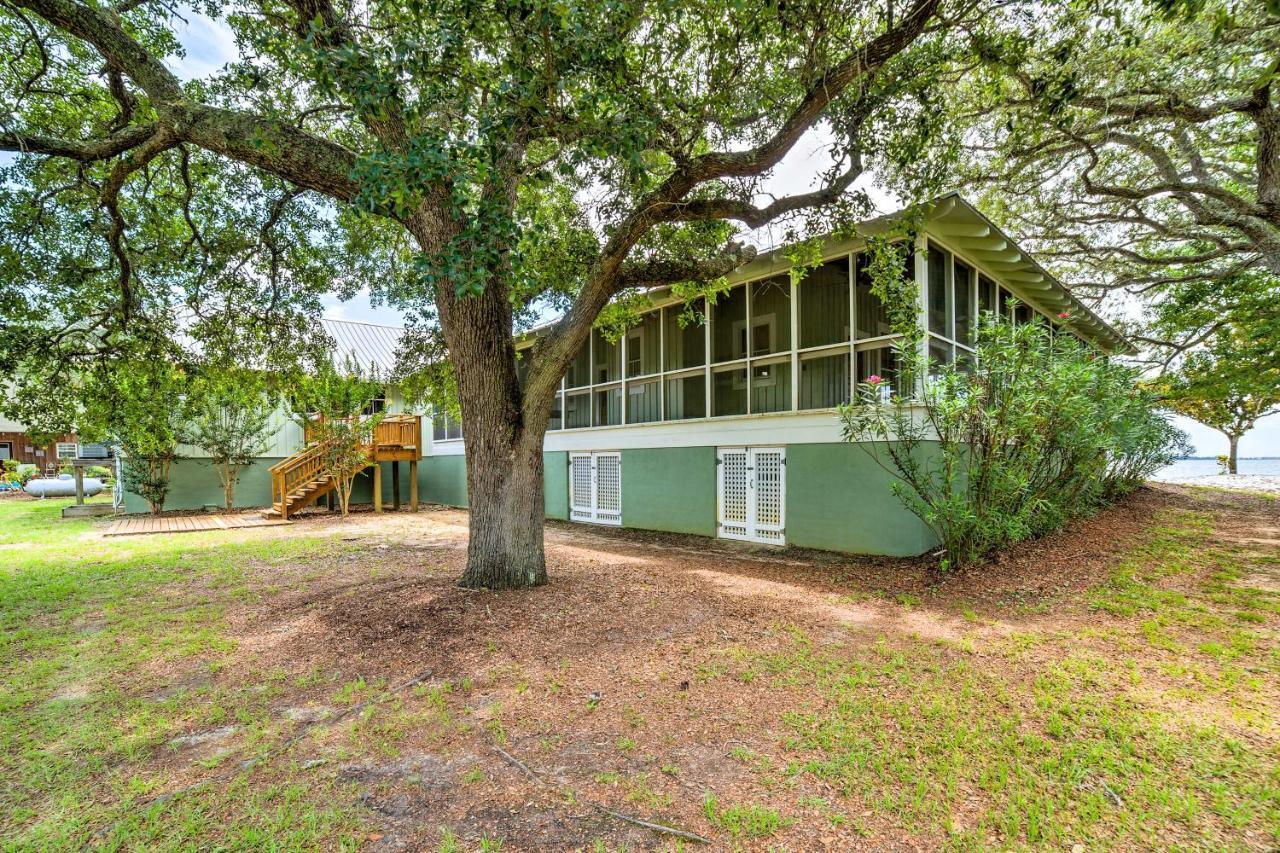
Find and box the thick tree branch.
[0,123,158,160]
[614,242,758,291]
[664,151,865,227]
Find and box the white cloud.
[321,289,407,329]
[168,8,239,81]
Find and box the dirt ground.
[92,484,1279,850]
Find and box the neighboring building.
[0,415,80,468]
[140,196,1130,556]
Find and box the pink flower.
[866,374,883,385]
[1057,311,1071,319]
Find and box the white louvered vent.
[718,446,786,545]
[568,451,622,526]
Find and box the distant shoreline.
[1177,456,1279,461]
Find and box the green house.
[136,195,1129,556]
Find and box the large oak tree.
[0,0,977,587]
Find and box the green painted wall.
[422,452,569,520]
[422,455,468,507]
[784,442,937,556]
[124,458,411,514]
[133,442,936,559]
[620,447,717,536]
[543,451,569,520]
[123,457,282,513]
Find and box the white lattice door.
[568,451,623,526]
[717,446,786,545]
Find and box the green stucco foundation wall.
[619,447,717,536]
[784,442,937,557]
[422,455,468,508]
[422,452,569,520]
[134,443,937,559]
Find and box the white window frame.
[56,442,79,459]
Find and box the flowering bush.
[839,314,1188,570]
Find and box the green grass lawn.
[0,493,1276,851]
[0,499,364,849]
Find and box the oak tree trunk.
[1228,433,1240,475]
[444,283,551,589]
[459,426,549,589]
[410,201,556,589]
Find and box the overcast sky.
[119,10,1280,457]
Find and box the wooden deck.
[104,513,291,537]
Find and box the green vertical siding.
[619,446,717,536]
[784,442,936,556]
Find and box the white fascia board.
[427,405,933,456]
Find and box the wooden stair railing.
[267,441,331,520]
[302,413,422,452]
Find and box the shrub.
[839,313,1188,570]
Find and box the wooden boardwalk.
[103,513,291,537]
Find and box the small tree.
[188,373,278,510]
[84,361,191,515]
[1153,328,1280,475]
[291,359,383,517]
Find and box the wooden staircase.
[265,441,334,519]
[264,414,424,520]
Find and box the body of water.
[1154,458,1280,480]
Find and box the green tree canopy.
[0,0,990,586]
[951,0,1280,358]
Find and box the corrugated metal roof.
[319,318,404,375]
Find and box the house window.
[927,243,951,336]
[432,411,463,441]
[711,285,748,363]
[0,442,11,461]
[926,244,975,369]
[593,386,622,426]
[854,250,907,340]
[799,350,850,410]
[625,312,660,377]
[663,302,706,370]
[592,328,621,383]
[663,372,705,420]
[978,274,996,318]
[953,261,973,347]
[361,393,387,416]
[56,442,79,459]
